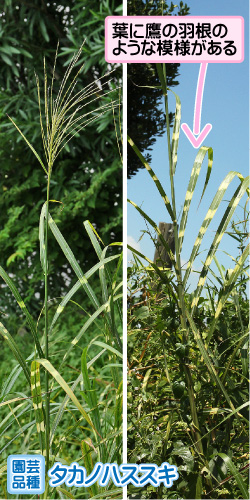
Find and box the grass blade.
[0,322,30,384]
[50,350,105,449]
[127,244,178,301]
[191,176,249,310]
[6,114,48,174]
[206,243,250,344]
[31,361,46,454]
[169,90,181,175]
[128,199,176,268]
[183,172,247,289]
[185,309,240,418]
[179,146,213,254]
[36,358,98,434]
[59,296,121,368]
[81,440,98,497]
[127,137,175,221]
[217,453,248,499]
[92,341,123,359]
[0,266,44,358]
[47,210,120,312]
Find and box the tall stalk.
[159,64,204,458]
[44,175,50,473]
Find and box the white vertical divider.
[122,4,127,500]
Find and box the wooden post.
[153,222,175,269]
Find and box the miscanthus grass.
[0,44,122,499]
[128,63,249,498]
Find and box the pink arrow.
[181,63,212,149]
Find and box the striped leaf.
[169,89,181,175]
[50,349,105,449]
[206,243,250,345]
[36,358,97,434]
[40,206,120,314]
[49,256,120,335]
[47,210,99,309]
[127,137,175,221]
[59,295,121,368]
[84,221,122,350]
[179,146,213,254]
[31,361,46,454]
[183,171,246,289]
[191,176,249,311]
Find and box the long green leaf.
[84,221,123,350]
[40,207,119,314]
[31,361,46,454]
[217,453,248,499]
[81,440,98,497]
[59,295,121,368]
[0,322,30,384]
[191,176,249,310]
[0,266,44,358]
[183,171,246,289]
[7,114,48,174]
[156,63,167,95]
[49,256,120,335]
[50,350,105,448]
[185,310,237,415]
[179,146,213,254]
[221,332,249,385]
[206,243,250,344]
[46,210,99,309]
[81,347,103,459]
[92,341,123,359]
[127,137,175,221]
[36,358,97,434]
[169,89,181,175]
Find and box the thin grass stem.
[44,174,51,473]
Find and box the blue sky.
[127,0,249,291]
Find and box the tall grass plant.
[0,45,122,499]
[127,63,249,499]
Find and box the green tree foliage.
[127,1,189,178]
[0,0,122,317]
